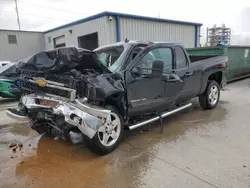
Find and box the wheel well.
[104,94,125,116]
[208,71,222,85]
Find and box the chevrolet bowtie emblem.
[34,78,48,87]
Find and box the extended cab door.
[125,44,183,116]
[174,45,198,103]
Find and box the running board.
[128,103,192,130]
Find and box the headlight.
[54,104,65,114]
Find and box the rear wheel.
[199,80,220,110]
[87,105,124,155]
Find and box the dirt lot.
[0,79,250,188]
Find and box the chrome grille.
[20,70,73,87]
[21,70,43,78]
[19,79,76,101]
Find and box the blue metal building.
[44,11,202,50]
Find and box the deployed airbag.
[17,47,110,74]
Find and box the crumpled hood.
[17,47,111,74]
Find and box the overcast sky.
[1,0,250,45]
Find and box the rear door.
[174,46,198,103]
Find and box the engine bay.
[16,47,125,106]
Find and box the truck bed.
[189,55,219,63]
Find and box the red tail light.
[221,61,229,69]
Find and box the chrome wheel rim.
[98,112,121,147]
[209,85,219,105]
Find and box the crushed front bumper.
[7,94,111,139]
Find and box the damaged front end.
[7,94,111,140]
[7,47,125,142]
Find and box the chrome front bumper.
[8,94,111,139]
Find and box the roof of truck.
[94,40,183,51]
[94,41,151,51]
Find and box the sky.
[1,0,250,45]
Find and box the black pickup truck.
[7,41,228,154]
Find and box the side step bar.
[128,103,192,130]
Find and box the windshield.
[0,63,16,76]
[95,45,126,73]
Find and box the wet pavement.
[1,79,250,188]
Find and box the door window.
[175,46,188,69]
[136,48,173,74]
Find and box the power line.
[17,0,90,16]
[19,12,72,21]
[1,0,14,3]
[2,0,93,22]
[14,0,21,30]
[2,10,72,21]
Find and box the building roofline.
[0,29,43,33]
[44,11,203,34]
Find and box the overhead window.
[8,35,17,44]
[53,35,66,48]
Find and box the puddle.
[0,95,229,188]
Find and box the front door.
[125,44,183,117]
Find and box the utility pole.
[14,0,21,30]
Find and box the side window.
[175,46,188,69]
[137,48,173,74]
[8,35,17,44]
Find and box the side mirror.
[131,67,141,77]
[152,60,164,77]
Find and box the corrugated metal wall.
[44,16,199,50]
[0,30,44,61]
[120,18,196,48]
[44,16,116,50]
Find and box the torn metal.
[10,47,125,140]
[16,47,125,103]
[16,94,111,139]
[17,47,110,74]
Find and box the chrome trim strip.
[6,110,29,121]
[0,78,15,82]
[75,99,111,118]
[33,77,65,87]
[28,79,74,91]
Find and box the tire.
[87,105,124,155]
[199,80,220,110]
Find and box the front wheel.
[199,80,220,110]
[87,105,124,155]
